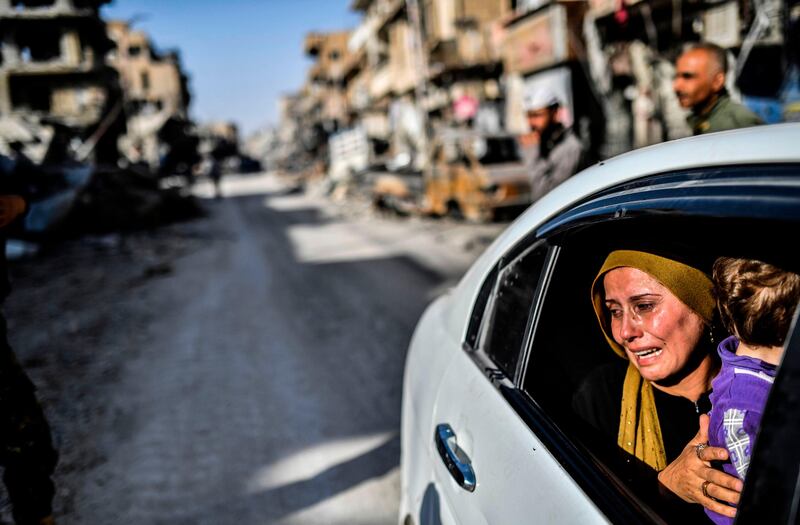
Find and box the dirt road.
[3,173,504,524]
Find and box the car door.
[427,243,610,524]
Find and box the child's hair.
[713,257,800,348]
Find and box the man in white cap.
[523,86,585,203]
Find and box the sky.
[101,0,361,138]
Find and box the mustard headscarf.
[590,250,715,470]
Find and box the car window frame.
[465,240,552,385]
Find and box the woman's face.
[603,267,706,383]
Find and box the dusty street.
[3,173,504,524]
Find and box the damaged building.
[106,19,192,169]
[581,0,797,156]
[348,0,426,171]
[0,2,203,239]
[0,0,123,164]
[196,120,258,174]
[420,0,510,133]
[277,0,799,188]
[301,30,352,178]
[273,31,353,177]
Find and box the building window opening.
[72,0,100,8]
[128,46,142,57]
[16,27,61,62]
[141,71,150,92]
[12,0,56,8]
[9,77,51,112]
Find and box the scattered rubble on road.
[1,116,205,256]
[1,219,217,523]
[0,171,506,523]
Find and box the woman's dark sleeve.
[571,361,626,443]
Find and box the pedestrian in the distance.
[673,42,763,135]
[211,159,223,199]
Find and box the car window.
[518,212,799,523]
[475,244,548,380]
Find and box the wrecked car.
[424,129,532,222]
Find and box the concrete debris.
[64,165,204,235]
[0,146,203,241]
[0,4,233,252]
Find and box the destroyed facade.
[271,0,798,183]
[0,0,121,163]
[106,19,192,169]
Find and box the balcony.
[428,26,495,76]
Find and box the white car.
[399,123,800,525]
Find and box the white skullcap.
[523,86,561,111]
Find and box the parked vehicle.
[399,123,800,525]
[424,129,532,222]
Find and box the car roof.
[444,123,800,339]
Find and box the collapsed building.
[273,31,353,177]
[106,19,192,169]
[420,0,509,133]
[276,0,798,182]
[346,0,425,171]
[0,0,122,164]
[242,126,278,171]
[274,92,310,172]
[303,30,352,177]
[196,121,260,174]
[0,2,203,239]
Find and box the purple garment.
[705,336,777,525]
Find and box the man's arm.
[528,136,584,204]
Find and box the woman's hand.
[657,414,743,518]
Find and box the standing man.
[523,87,585,204]
[673,43,763,135]
[0,155,58,525]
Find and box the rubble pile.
[0,1,213,250]
[1,116,202,242]
[65,166,204,235]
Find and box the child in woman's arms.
[706,257,800,524]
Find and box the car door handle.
[435,423,476,492]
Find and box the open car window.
[468,243,548,381]
[502,165,800,523]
